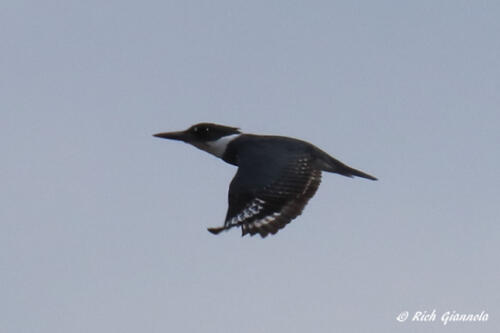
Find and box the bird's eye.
[205,127,209,132]
[193,127,198,132]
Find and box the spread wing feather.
[209,152,322,237]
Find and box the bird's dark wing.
[208,150,322,237]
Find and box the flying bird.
[154,123,377,237]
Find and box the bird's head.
[154,123,241,158]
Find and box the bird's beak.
[153,130,189,142]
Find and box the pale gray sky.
[1,1,499,332]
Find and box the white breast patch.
[203,134,241,158]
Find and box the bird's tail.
[317,151,377,181]
[337,164,377,180]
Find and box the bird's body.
[154,123,376,237]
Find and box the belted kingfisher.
[154,123,377,238]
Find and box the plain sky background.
[1,1,499,332]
